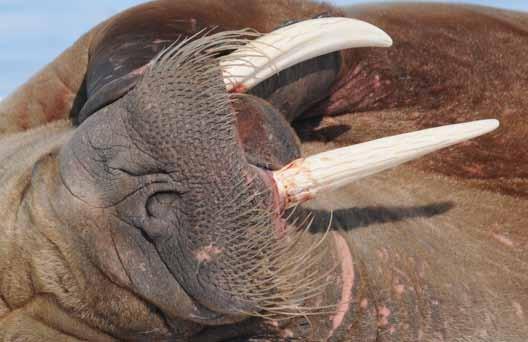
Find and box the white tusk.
[222,17,392,92]
[273,119,500,208]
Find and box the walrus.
[0,1,526,341]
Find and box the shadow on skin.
[293,116,352,143]
[287,201,455,234]
[192,204,454,341]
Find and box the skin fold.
[0,1,527,341]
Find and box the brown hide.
[0,1,527,341]
[307,3,528,198]
[291,3,528,341]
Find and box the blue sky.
[0,0,526,99]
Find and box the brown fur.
[0,1,527,341]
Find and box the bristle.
[141,29,338,320]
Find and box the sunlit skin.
[0,1,527,341]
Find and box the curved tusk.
[222,17,392,92]
[273,119,500,209]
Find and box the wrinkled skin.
[0,1,527,341]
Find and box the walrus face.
[56,19,498,324]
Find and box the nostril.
[235,94,301,170]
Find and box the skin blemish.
[377,306,391,327]
[153,38,173,44]
[513,301,524,320]
[492,233,515,247]
[229,84,248,93]
[417,259,427,278]
[194,244,223,262]
[373,74,382,89]
[394,284,405,296]
[462,163,485,177]
[392,266,411,282]
[131,64,149,76]
[376,247,389,262]
[268,320,279,328]
[280,329,294,338]
[360,298,369,309]
[327,232,354,339]
[190,18,197,32]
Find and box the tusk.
[273,119,500,209]
[222,17,392,92]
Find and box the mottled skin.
[0,1,527,341]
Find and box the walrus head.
[56,18,498,325]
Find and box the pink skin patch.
[280,329,294,338]
[253,168,288,238]
[513,301,524,319]
[492,233,515,247]
[229,84,248,93]
[268,320,279,328]
[394,284,405,296]
[376,247,389,262]
[327,232,355,339]
[360,298,369,309]
[194,244,223,262]
[377,306,391,327]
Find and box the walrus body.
[0,1,527,341]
